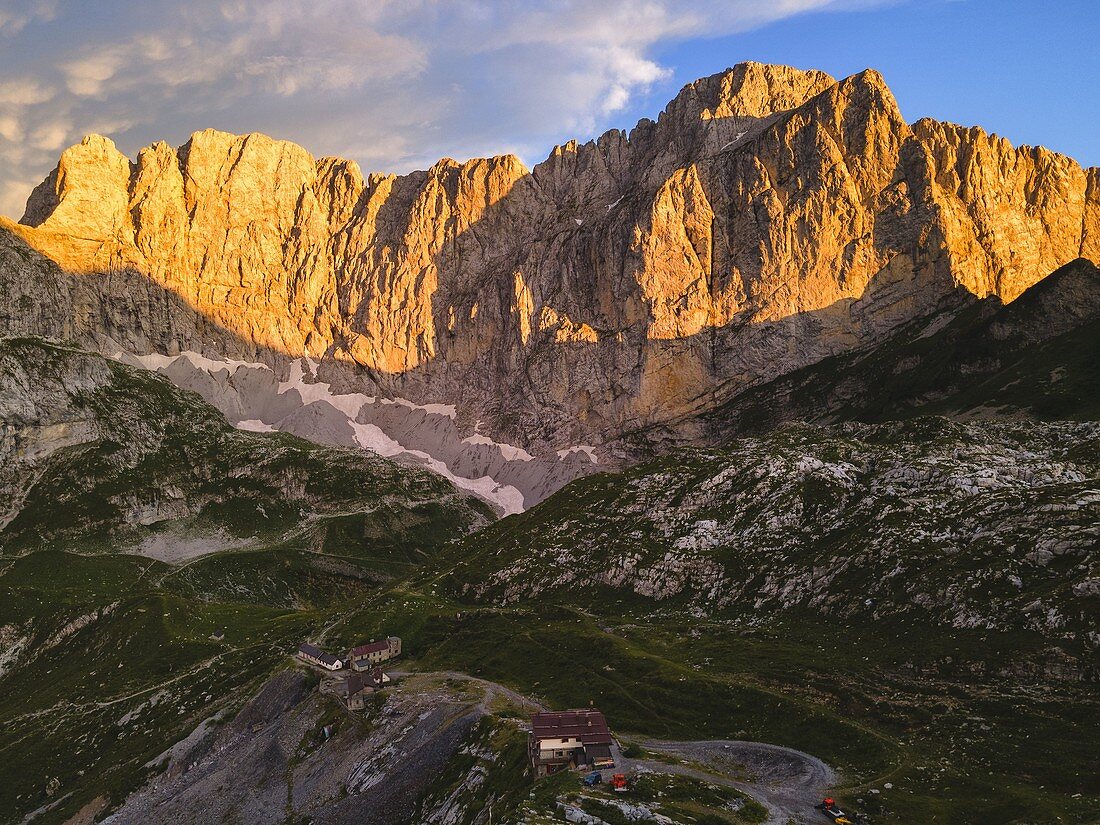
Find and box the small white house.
[297,642,343,671]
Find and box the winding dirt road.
[622,738,837,825]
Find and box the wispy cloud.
[0,0,56,37]
[0,0,881,218]
[0,77,54,105]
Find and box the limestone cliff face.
[9,62,1100,452]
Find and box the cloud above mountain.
[0,0,885,218]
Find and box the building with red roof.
[529,709,615,776]
[347,636,402,670]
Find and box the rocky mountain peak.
[21,133,131,233]
[669,61,837,122]
[4,62,1098,509]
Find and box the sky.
[0,0,1096,219]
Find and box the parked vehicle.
[583,771,602,786]
[815,797,854,824]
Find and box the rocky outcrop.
[6,62,1098,500]
[0,231,599,512]
[105,671,491,825]
[691,258,1100,440]
[444,417,1100,663]
[0,337,491,551]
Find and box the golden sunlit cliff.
[7,62,1098,446]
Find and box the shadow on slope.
[684,258,1100,442]
[327,413,1100,824]
[0,337,491,563]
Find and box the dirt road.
[620,738,836,825]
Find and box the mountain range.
[0,62,1097,825]
[4,60,1099,509]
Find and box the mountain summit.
[5,62,1099,506]
[1,60,1098,825]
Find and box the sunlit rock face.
[5,62,1098,507]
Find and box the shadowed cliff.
[5,62,1099,502]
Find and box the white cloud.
[0,177,36,220]
[63,51,127,96]
[0,0,56,36]
[0,78,54,105]
[0,113,21,141]
[29,119,70,151]
[595,45,672,115]
[0,0,887,218]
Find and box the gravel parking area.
[618,738,837,825]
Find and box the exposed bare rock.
[0,337,491,552]
[443,417,1100,664]
[5,62,1098,505]
[104,671,495,825]
[911,118,1094,302]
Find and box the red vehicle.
[815,797,854,824]
[610,773,629,792]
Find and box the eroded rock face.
[0,337,491,547]
[446,418,1100,664]
[7,61,1099,493]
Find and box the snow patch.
[122,350,265,375]
[235,419,275,433]
[278,359,372,418]
[112,351,574,516]
[462,434,535,462]
[557,445,598,464]
[389,397,457,419]
[718,131,748,152]
[349,421,406,458]
[405,449,526,516]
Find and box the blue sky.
[0,0,1096,218]
[638,0,1099,167]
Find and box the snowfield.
[113,352,599,515]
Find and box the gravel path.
[624,739,837,825]
[136,530,249,564]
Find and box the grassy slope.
[0,337,492,556]
[0,551,315,822]
[322,417,1099,825]
[429,418,1098,648]
[326,587,1097,825]
[3,312,1099,825]
[0,339,492,824]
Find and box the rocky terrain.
[103,667,789,825]
[100,670,490,825]
[0,336,491,554]
[686,257,1100,440]
[0,58,1098,825]
[0,227,602,512]
[443,417,1100,664]
[0,337,495,825]
[4,61,1099,505]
